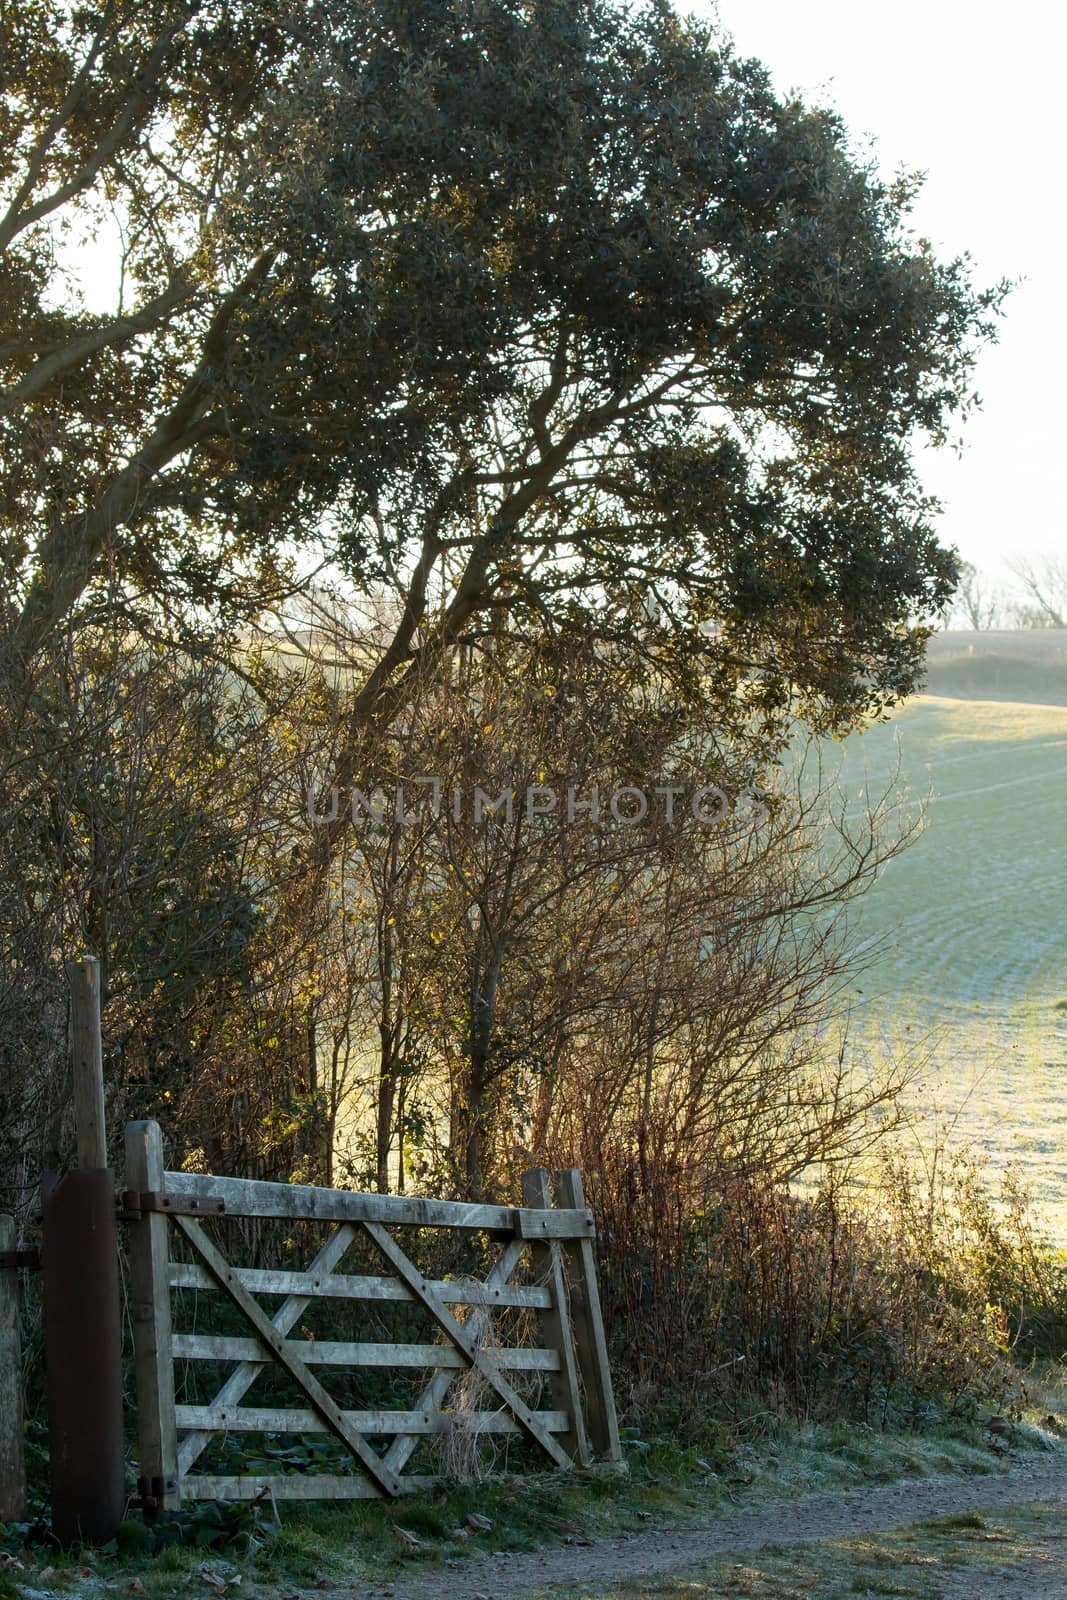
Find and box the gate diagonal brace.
[361,1221,572,1471]
[176,1220,359,1479]
[381,1234,526,1477]
[172,1214,404,1499]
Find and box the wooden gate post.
[521,1170,590,1466]
[125,1121,180,1518]
[68,957,108,1169]
[552,1169,623,1467]
[0,1215,26,1520]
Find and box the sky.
[702,0,1065,585]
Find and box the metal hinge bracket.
[134,1473,178,1512]
[0,1247,40,1270]
[118,1190,226,1221]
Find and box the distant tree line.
[947,552,1067,629]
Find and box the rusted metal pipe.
[42,1169,126,1544]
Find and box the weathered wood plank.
[176,1221,357,1478]
[172,1214,400,1497]
[168,1261,552,1309]
[553,1169,623,1466]
[515,1208,596,1240]
[165,1170,515,1230]
[174,1404,569,1435]
[126,1122,181,1511]
[362,1221,572,1470]
[68,957,107,1169]
[163,1169,593,1237]
[0,1216,26,1521]
[522,1169,589,1466]
[171,1333,561,1371]
[382,1236,526,1476]
[183,1474,439,1502]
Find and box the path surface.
[364,1455,1067,1599]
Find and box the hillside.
[924,628,1067,705]
[832,641,1067,1231]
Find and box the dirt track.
[363,1454,1067,1599]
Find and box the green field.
[829,644,1067,1236]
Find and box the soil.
[363,1454,1067,1600]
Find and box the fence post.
[68,957,107,1170]
[552,1169,623,1467]
[125,1121,179,1518]
[521,1170,590,1466]
[0,1215,26,1520]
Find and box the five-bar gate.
[124,1121,621,1508]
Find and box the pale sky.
[703,0,1064,584]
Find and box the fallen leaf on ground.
[198,1568,240,1593]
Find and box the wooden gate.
[124,1121,621,1506]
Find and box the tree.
[302,634,920,1200]
[947,561,1004,629]
[1006,552,1067,627]
[4,0,1000,788]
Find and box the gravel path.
[362,1454,1067,1600]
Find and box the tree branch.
[0,14,189,253]
[11,249,276,663]
[0,275,195,417]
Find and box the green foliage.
[110,1500,274,1558]
[2,0,1001,747]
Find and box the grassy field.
[828,636,1067,1236]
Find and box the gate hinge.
[118,1190,226,1221]
[0,1247,40,1270]
[134,1473,178,1512]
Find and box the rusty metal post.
[42,1169,126,1543]
[40,957,124,1544]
